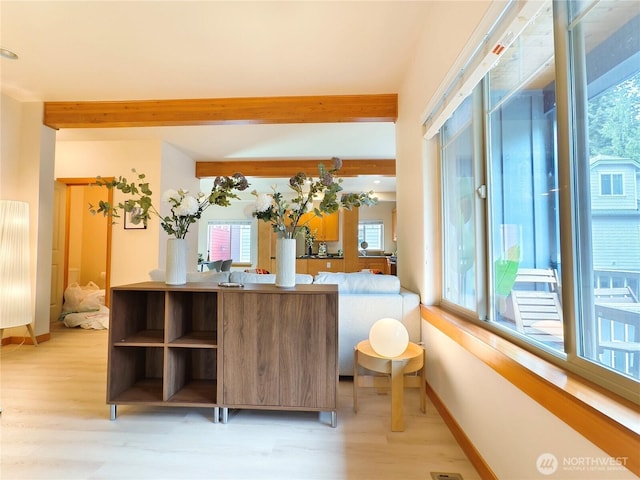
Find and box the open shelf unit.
[107,283,220,418]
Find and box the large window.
[437,0,639,400]
[358,221,384,250]
[207,221,252,263]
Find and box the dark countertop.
[270,255,344,259]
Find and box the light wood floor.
[1,322,480,480]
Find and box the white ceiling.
[1,1,433,194]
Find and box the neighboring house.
[590,155,640,294]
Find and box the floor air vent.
[430,474,464,480]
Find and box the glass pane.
[612,174,623,195]
[358,222,384,251]
[572,1,640,380]
[441,96,476,310]
[600,174,612,195]
[208,222,252,263]
[486,2,564,352]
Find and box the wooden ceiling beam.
[195,159,395,178]
[43,94,398,129]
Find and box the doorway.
[50,178,113,324]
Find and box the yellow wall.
[67,186,107,288]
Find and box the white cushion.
[149,269,165,282]
[313,272,400,294]
[230,271,276,284]
[148,270,230,283]
[229,271,314,285]
[187,271,230,283]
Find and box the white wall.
[396,2,636,478]
[55,140,163,286]
[1,95,56,336]
[159,143,200,271]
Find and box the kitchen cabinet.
[358,256,390,274]
[300,211,339,242]
[392,208,397,242]
[306,258,344,276]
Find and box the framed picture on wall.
[124,207,147,230]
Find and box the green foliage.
[588,71,640,160]
[89,169,249,238]
[494,245,521,296]
[251,157,378,238]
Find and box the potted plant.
[251,157,377,287]
[90,169,249,284]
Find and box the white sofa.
[148,270,420,375]
[148,270,314,285]
[312,272,421,375]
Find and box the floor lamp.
[0,200,37,346]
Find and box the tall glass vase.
[166,238,187,285]
[276,237,296,288]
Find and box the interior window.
[207,221,252,263]
[358,221,384,250]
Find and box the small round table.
[353,340,425,431]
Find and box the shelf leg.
[213,407,219,424]
[221,407,228,424]
[110,404,117,421]
[331,411,337,428]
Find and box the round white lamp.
[368,317,409,358]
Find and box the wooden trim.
[425,382,497,479]
[1,332,51,345]
[196,159,395,178]
[55,177,108,184]
[43,94,398,129]
[257,221,273,271]
[422,305,640,477]
[342,208,359,273]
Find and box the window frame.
[358,220,385,251]
[599,172,625,196]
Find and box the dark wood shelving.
[108,282,338,425]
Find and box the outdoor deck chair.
[510,268,563,343]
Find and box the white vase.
[276,237,296,288]
[166,238,187,285]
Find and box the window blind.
[422,0,546,139]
